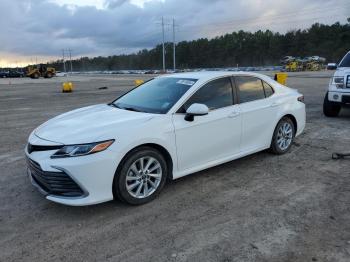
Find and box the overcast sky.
[0,0,349,67]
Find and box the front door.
[172,77,241,172]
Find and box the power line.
[178,3,349,33]
[68,49,73,73]
[62,49,66,72]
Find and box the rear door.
[234,76,277,152]
[172,77,241,172]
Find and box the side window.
[182,77,233,111]
[235,76,265,103]
[262,81,274,97]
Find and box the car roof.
[160,71,272,83]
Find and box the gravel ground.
[0,72,349,262]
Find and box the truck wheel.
[32,73,39,79]
[46,73,52,78]
[323,92,341,117]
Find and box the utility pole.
[62,49,66,73]
[162,16,165,73]
[68,49,73,73]
[173,18,176,71]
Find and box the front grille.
[347,75,350,88]
[27,143,63,154]
[27,158,84,197]
[342,95,350,104]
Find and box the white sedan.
[25,71,305,206]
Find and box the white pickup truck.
[324,51,350,117]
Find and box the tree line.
[48,19,350,71]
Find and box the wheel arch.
[283,114,297,133]
[270,113,298,147]
[114,143,174,182]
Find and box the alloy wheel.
[125,156,162,199]
[276,122,293,151]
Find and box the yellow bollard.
[134,79,144,87]
[62,82,74,93]
[274,72,288,85]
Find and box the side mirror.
[184,103,209,122]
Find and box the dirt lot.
[0,72,349,262]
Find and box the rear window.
[339,52,350,67]
[235,76,265,103]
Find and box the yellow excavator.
[26,65,56,79]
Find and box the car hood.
[34,104,155,144]
[334,67,350,76]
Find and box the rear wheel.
[323,92,341,117]
[113,147,167,205]
[270,117,295,155]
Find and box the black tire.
[323,92,341,117]
[270,117,295,155]
[113,146,167,205]
[32,73,39,79]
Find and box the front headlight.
[51,140,114,158]
[332,76,344,88]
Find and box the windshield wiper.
[110,102,143,112]
[122,106,142,112]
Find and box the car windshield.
[339,52,350,67]
[112,77,197,114]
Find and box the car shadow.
[42,149,276,219]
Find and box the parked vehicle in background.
[281,56,325,72]
[0,70,25,78]
[327,63,337,70]
[25,71,305,206]
[324,51,350,117]
[8,70,25,78]
[55,71,67,77]
[309,56,326,63]
[0,71,8,78]
[280,56,295,64]
[26,65,56,79]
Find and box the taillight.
[297,95,304,102]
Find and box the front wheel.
[323,92,341,117]
[32,73,39,79]
[270,117,295,155]
[113,147,167,205]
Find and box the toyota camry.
[25,71,305,206]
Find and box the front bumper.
[25,139,122,206]
[27,157,86,197]
[328,91,350,106]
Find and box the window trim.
[174,76,235,114]
[262,80,275,98]
[233,75,275,104]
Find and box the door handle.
[228,111,240,118]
